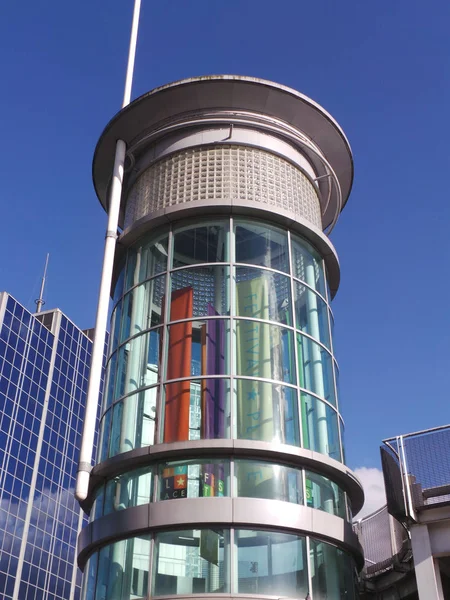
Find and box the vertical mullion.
[229,216,236,439]
[230,458,235,497]
[105,252,128,459]
[148,534,155,599]
[156,227,173,444]
[287,230,303,450]
[302,468,308,511]
[306,535,313,599]
[230,527,236,594]
[324,262,343,463]
[152,463,159,505]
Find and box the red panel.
[163,287,193,442]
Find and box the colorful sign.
[201,464,225,497]
[160,464,188,500]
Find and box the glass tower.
[0,293,105,600]
[79,76,365,600]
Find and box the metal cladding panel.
[149,497,233,529]
[311,505,347,542]
[429,520,450,556]
[232,497,313,532]
[78,497,363,570]
[84,440,364,516]
[354,506,399,576]
[91,504,148,545]
[380,446,407,522]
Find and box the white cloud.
[353,467,386,520]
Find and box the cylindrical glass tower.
[78,76,364,600]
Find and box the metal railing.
[383,424,450,522]
[354,505,410,578]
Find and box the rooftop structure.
[356,425,450,599]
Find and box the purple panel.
[203,305,225,439]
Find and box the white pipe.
[75,139,126,502]
[75,0,142,503]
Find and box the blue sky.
[1,1,449,490]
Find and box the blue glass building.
[0,293,105,600]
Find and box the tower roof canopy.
[93,75,353,230]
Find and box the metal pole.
[35,253,49,313]
[75,0,142,503]
[123,0,142,108]
[398,435,416,522]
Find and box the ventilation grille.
[125,145,321,230]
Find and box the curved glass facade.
[91,460,349,521]
[81,528,357,600]
[98,218,343,463]
[82,77,363,600]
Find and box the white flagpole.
[123,0,142,107]
[75,0,142,503]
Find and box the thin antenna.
[35,253,49,313]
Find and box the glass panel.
[291,234,325,296]
[120,276,165,343]
[170,266,230,318]
[167,319,229,378]
[109,388,157,456]
[235,267,291,325]
[310,539,356,600]
[329,309,335,344]
[235,220,289,272]
[125,251,137,293]
[301,393,341,461]
[95,536,151,600]
[91,487,105,522]
[81,551,98,600]
[236,320,295,384]
[305,471,346,519]
[297,333,335,405]
[236,381,299,446]
[138,233,169,282]
[236,530,308,597]
[153,529,229,595]
[110,301,122,353]
[173,222,228,268]
[235,460,303,504]
[340,418,346,465]
[158,459,229,500]
[115,346,128,401]
[114,329,162,401]
[335,365,340,409]
[346,495,353,522]
[98,409,111,463]
[294,282,330,349]
[104,467,153,515]
[163,379,231,443]
[112,260,125,304]
[339,548,357,600]
[103,351,117,411]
